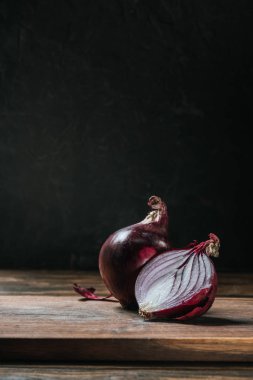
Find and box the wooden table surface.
[0,271,253,379]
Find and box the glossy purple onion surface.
[135,233,220,320]
[99,196,170,309]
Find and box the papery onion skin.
[136,234,220,320]
[99,196,170,309]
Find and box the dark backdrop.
[0,0,252,271]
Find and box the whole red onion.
[135,233,220,320]
[99,196,170,309]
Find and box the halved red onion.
[135,233,220,320]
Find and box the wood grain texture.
[0,364,253,379]
[0,271,252,296]
[0,295,253,361]
[0,271,252,363]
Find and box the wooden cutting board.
[1,292,253,362]
[0,271,253,362]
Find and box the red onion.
[135,233,220,320]
[98,196,170,309]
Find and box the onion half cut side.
[135,233,220,321]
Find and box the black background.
[0,0,252,271]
